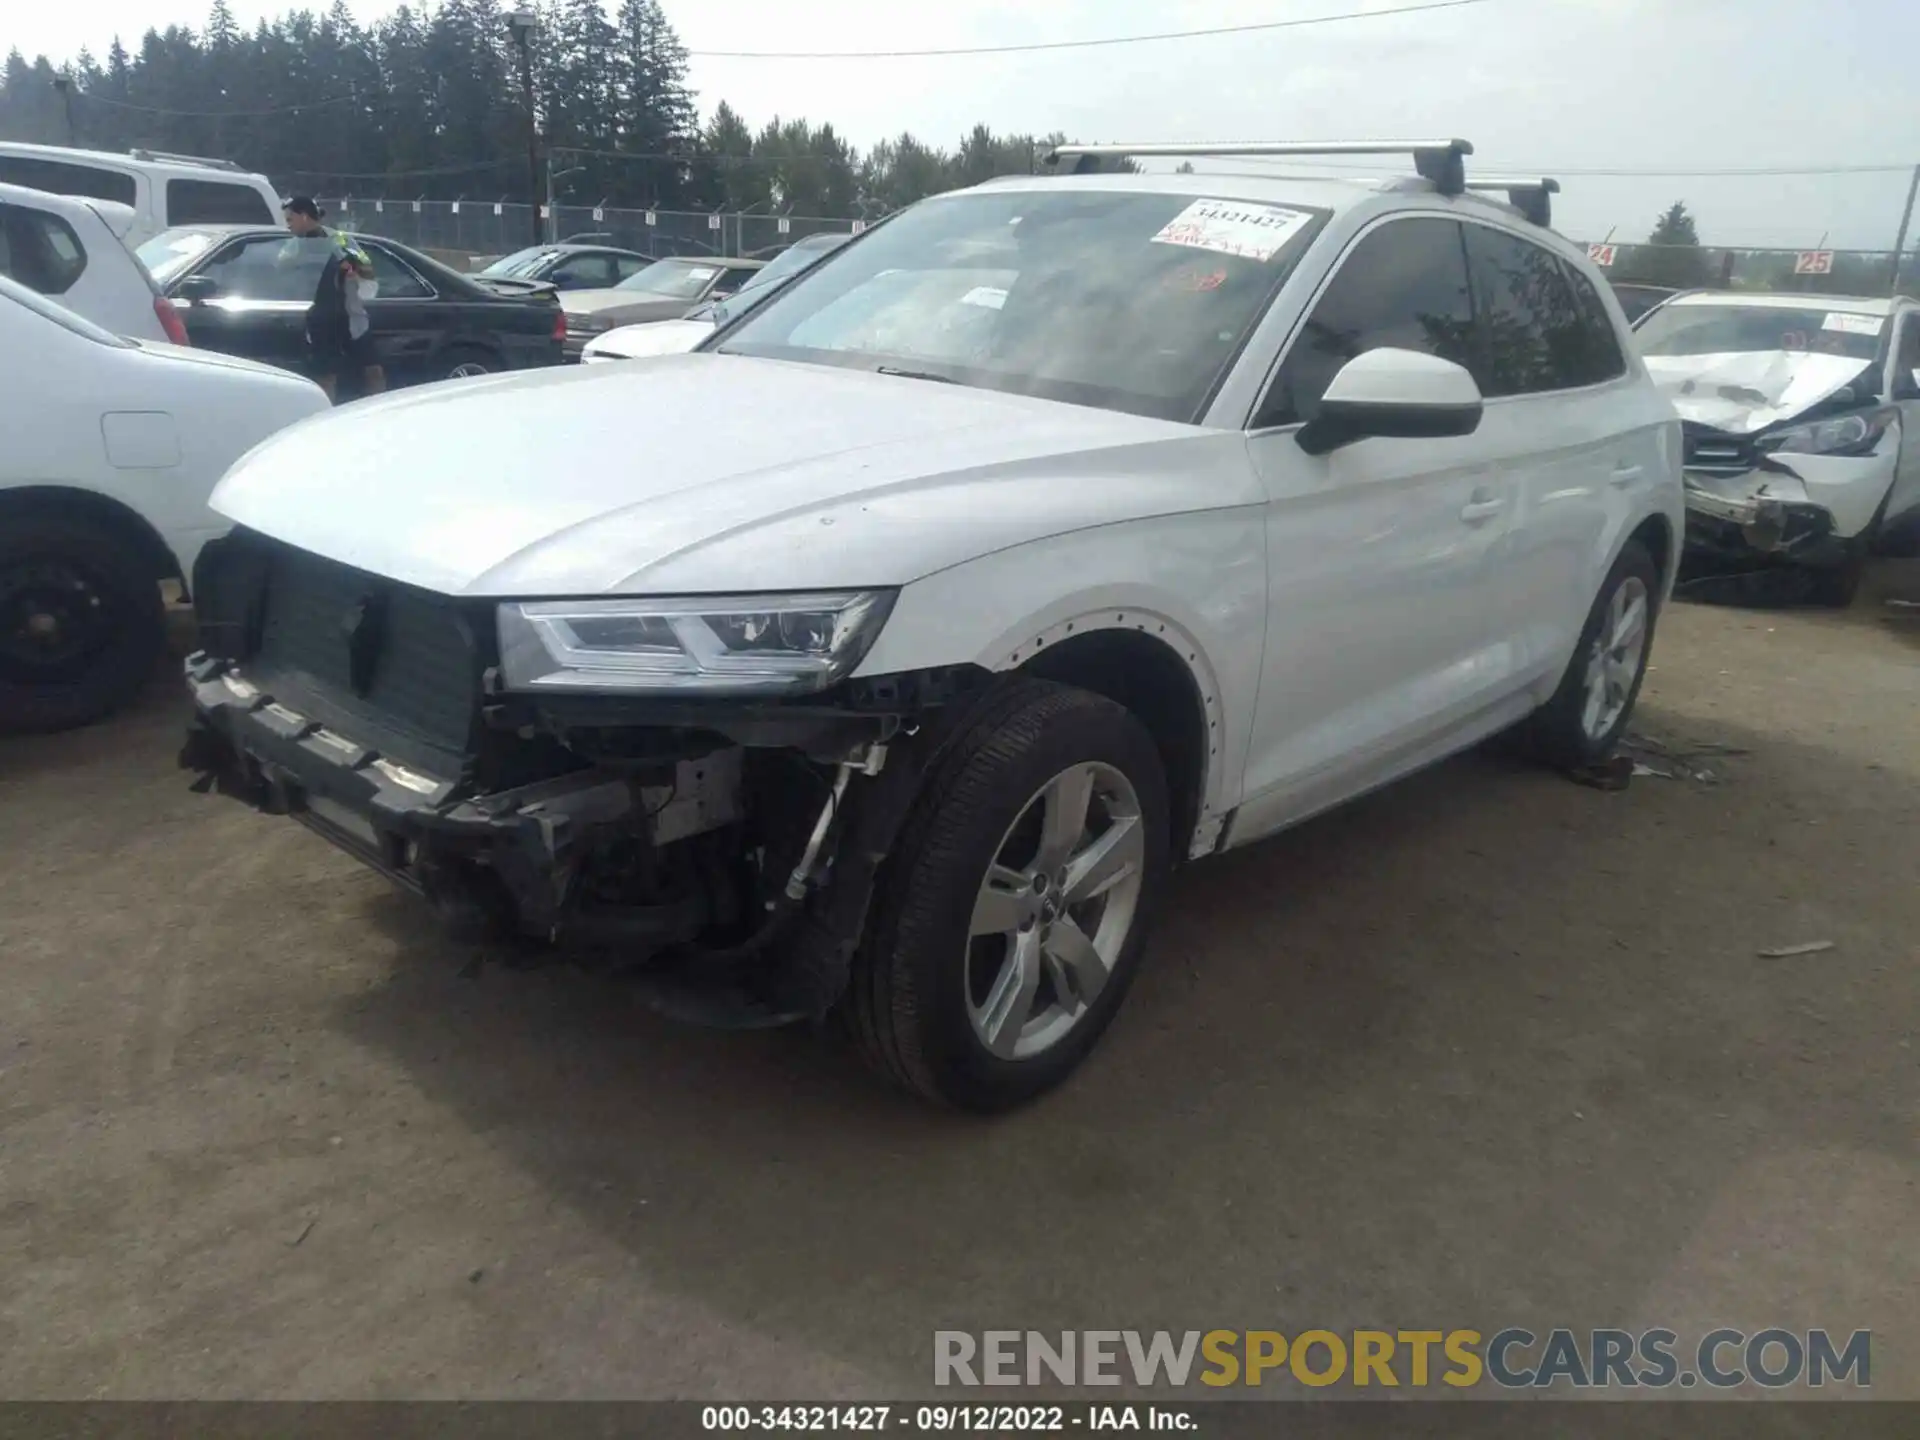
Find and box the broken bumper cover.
[179,651,685,942]
[1682,481,1848,568]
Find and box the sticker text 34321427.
[1151,200,1313,263]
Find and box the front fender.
[854,507,1266,845]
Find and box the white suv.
[0,143,282,248]
[180,141,1682,1110]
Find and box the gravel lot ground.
[2,571,1917,1401]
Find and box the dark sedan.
[476,241,653,291]
[137,226,565,386]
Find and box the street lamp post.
[506,11,540,246]
[51,75,76,146]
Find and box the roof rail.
[128,148,247,174]
[1464,176,1561,227]
[1043,139,1474,195]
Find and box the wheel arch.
[1627,511,1675,595]
[1014,617,1221,863]
[0,485,183,585]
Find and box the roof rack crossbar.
[1464,176,1561,227]
[128,148,247,174]
[1044,139,1474,195]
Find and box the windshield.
[717,189,1327,421]
[137,229,219,284]
[1636,303,1884,362]
[479,247,560,277]
[616,259,724,298]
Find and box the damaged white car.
[180,142,1682,1110]
[1637,291,1920,604]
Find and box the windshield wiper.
[875,365,958,385]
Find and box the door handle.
[1610,463,1644,488]
[1459,493,1504,524]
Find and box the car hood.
[210,354,1246,597]
[1645,350,1876,434]
[582,318,714,359]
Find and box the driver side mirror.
[174,274,221,303]
[1297,348,1485,456]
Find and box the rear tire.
[439,346,498,381]
[1523,538,1660,770]
[0,512,166,734]
[846,678,1170,1112]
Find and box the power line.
[282,159,516,180]
[75,88,357,117]
[1214,155,1915,178]
[686,0,1494,59]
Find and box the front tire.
[847,678,1170,1112]
[0,512,166,734]
[1524,538,1659,770]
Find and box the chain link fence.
[312,198,869,270]
[315,197,1919,298]
[1575,241,1918,299]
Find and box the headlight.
[496,591,895,695]
[1763,407,1897,457]
[567,314,608,335]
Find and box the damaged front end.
[180,530,985,1026]
[1651,349,1901,587]
[1678,411,1898,571]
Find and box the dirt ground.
[2,570,1917,1401]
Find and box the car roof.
[1665,290,1899,316]
[0,179,108,220]
[0,139,268,182]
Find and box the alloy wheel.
[964,761,1146,1061]
[1581,574,1650,742]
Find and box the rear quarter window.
[166,178,275,225]
[0,202,89,296]
[0,155,137,206]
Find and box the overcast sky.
[12,0,1920,249]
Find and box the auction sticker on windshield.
[1151,200,1313,262]
[1823,312,1883,336]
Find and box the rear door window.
[0,202,89,296]
[1462,224,1616,396]
[0,155,137,206]
[548,252,618,288]
[360,241,434,300]
[165,178,274,225]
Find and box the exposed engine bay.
[179,529,987,1026]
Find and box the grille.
[249,545,481,775]
[1681,423,1758,475]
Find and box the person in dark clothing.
[283,196,384,402]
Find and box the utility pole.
[507,12,541,246]
[51,75,76,146]
[1889,163,1920,297]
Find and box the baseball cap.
[282,195,324,220]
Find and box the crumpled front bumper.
[179,651,677,942]
[1682,445,1898,570]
